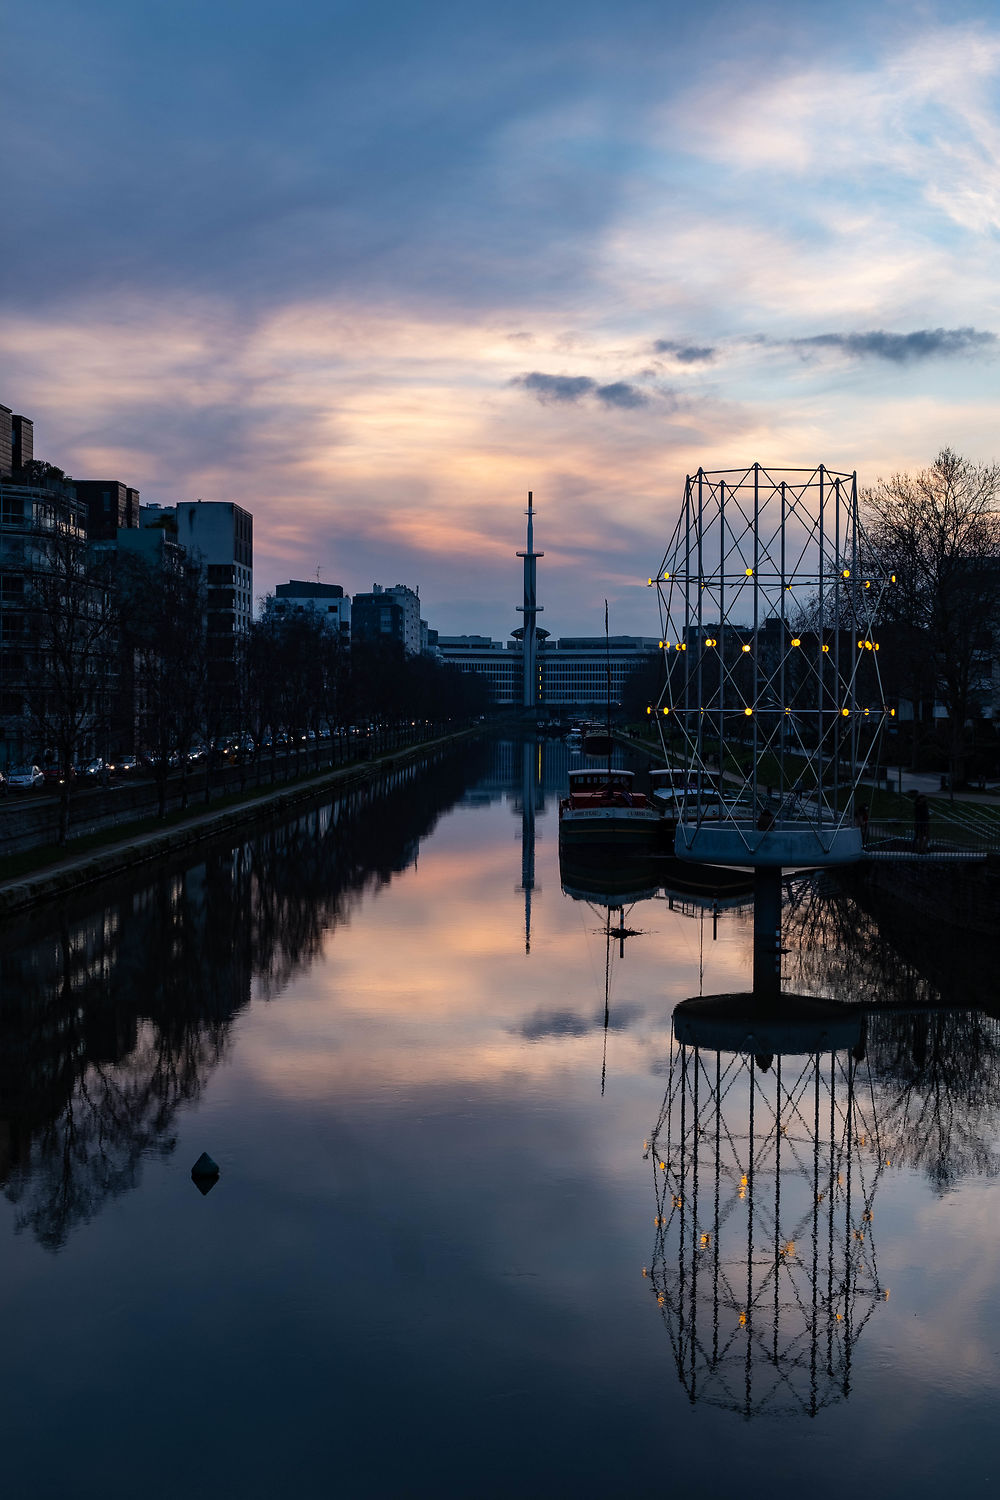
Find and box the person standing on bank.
[910,790,930,853]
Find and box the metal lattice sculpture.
[645,1008,889,1419]
[650,464,893,867]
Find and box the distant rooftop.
[275,579,345,599]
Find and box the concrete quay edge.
[0,728,478,919]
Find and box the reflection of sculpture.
[646,997,888,1418]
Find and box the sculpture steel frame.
[651,464,892,867]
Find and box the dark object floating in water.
[191,1152,221,1195]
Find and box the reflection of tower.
[518,739,543,953]
[516,492,543,713]
[646,998,888,1419]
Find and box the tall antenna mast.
[516,491,544,715]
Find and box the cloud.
[594,380,648,409]
[514,371,596,404]
[514,372,649,409]
[653,340,717,364]
[792,327,997,363]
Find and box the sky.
[4,0,1000,637]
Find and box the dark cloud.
[514,372,596,403]
[653,339,717,363]
[793,328,997,363]
[514,372,648,409]
[594,381,648,409]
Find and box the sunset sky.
[4,0,1000,636]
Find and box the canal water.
[0,739,997,1498]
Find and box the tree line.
[17,526,490,840]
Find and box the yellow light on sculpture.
[791,637,801,647]
[744,707,753,716]
[742,643,751,653]
[646,706,652,715]
[822,644,830,653]
[891,574,896,583]
[842,708,850,717]
[662,707,669,716]
[864,579,871,588]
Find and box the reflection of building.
[647,996,888,1419]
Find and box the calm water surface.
[0,740,996,1498]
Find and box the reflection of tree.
[647,1020,887,1419]
[779,873,1000,1193]
[0,745,484,1248]
[865,1010,1000,1194]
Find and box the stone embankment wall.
[853,855,1000,937]
[0,730,478,917]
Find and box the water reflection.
[647,861,1000,1419]
[648,1000,888,1419]
[0,746,484,1249]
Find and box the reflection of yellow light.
[891,574,896,583]
[700,1233,711,1248]
[739,1311,747,1327]
[648,578,652,586]
[745,568,753,576]
[816,1192,825,1203]
[865,579,871,588]
[836,1312,844,1322]
[843,568,850,578]
[659,640,664,648]
[659,1161,666,1170]
[784,1241,795,1258]
[642,1267,647,1278]
[672,1194,682,1208]
[663,572,670,580]
[740,1174,748,1186]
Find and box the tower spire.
[516,491,544,713]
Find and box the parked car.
[8,764,45,791]
[109,754,138,776]
[81,758,109,780]
[42,764,77,787]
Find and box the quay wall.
[0,729,479,919]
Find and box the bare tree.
[25,516,117,843]
[116,552,206,817]
[862,448,1000,787]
